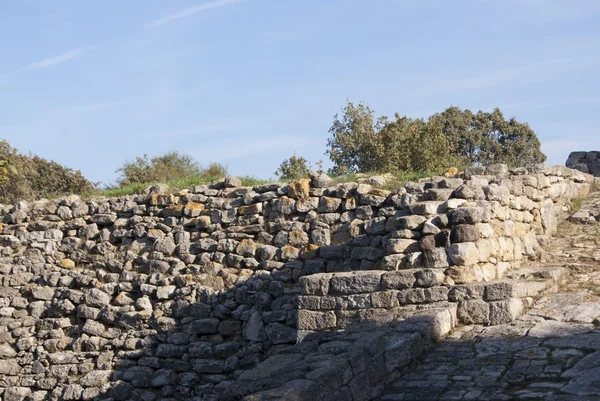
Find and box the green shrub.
[0,140,97,203]
[275,153,323,181]
[202,162,228,178]
[275,153,310,180]
[116,151,204,186]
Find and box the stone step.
[222,308,455,401]
[297,266,568,333]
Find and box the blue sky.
[1,0,599,186]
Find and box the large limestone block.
[450,206,490,225]
[447,242,480,266]
[488,298,524,325]
[457,299,489,325]
[288,179,311,199]
[297,310,336,330]
[423,248,450,268]
[329,271,383,295]
[381,270,417,289]
[386,238,420,254]
[450,224,480,243]
[299,273,332,295]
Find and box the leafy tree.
[326,101,546,174]
[0,139,97,203]
[429,107,546,167]
[0,160,17,185]
[377,115,463,173]
[326,101,388,175]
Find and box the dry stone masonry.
[376,189,600,401]
[0,164,593,401]
[566,151,600,176]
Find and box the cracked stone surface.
[377,193,600,401]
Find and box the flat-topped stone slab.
[223,308,454,401]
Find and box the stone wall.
[0,165,592,401]
[566,151,600,176]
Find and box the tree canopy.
[326,101,546,175]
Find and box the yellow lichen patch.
[59,258,76,269]
[163,204,185,217]
[301,244,320,260]
[149,193,178,206]
[321,197,342,212]
[239,203,262,216]
[235,239,257,257]
[288,178,311,200]
[183,202,205,217]
[289,230,309,247]
[147,228,166,239]
[370,188,390,197]
[0,222,4,234]
[445,167,459,178]
[196,216,212,229]
[281,245,300,260]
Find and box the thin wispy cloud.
[421,57,600,95]
[147,0,244,28]
[24,46,94,71]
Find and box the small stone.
[243,311,267,342]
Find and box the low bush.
[0,140,98,204]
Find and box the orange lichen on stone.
[301,244,320,260]
[281,245,300,260]
[445,167,459,178]
[149,193,178,206]
[239,203,262,215]
[369,188,390,197]
[183,202,205,217]
[288,178,311,200]
[289,230,309,247]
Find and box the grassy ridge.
[77,175,269,199]
[76,170,442,200]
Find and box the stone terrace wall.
[0,165,592,401]
[293,165,592,339]
[566,151,600,176]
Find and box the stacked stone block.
[566,151,600,176]
[0,164,592,400]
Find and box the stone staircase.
[375,191,600,401]
[222,264,570,401]
[296,266,568,334]
[223,191,600,401]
